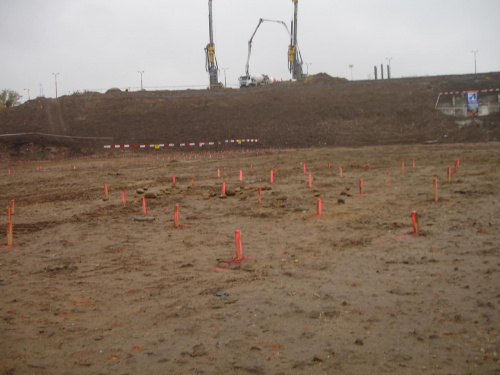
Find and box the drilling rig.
[288,0,304,80]
[205,0,219,88]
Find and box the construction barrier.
[104,139,260,149]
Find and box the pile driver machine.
[205,0,304,88]
[288,0,304,80]
[205,0,219,88]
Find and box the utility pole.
[471,50,478,74]
[52,73,59,98]
[23,88,30,100]
[349,64,354,81]
[138,70,144,90]
[221,67,229,87]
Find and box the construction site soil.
[0,73,499,374]
[0,72,499,158]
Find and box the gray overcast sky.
[2,0,500,101]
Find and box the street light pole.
[471,50,478,74]
[23,88,30,100]
[52,73,59,98]
[221,67,229,87]
[138,70,145,90]
[349,64,354,81]
[305,63,312,76]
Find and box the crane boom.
[244,18,290,77]
[205,0,219,88]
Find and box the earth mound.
[1,72,499,159]
[302,72,348,85]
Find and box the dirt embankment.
[0,72,499,158]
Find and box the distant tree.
[0,89,22,107]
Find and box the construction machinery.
[289,0,304,80]
[238,18,289,88]
[205,0,219,88]
[238,0,304,87]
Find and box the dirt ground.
[1,143,499,374]
[1,72,499,157]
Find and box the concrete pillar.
[374,66,378,80]
[381,64,384,80]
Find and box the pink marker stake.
[174,205,180,228]
[339,166,343,178]
[239,170,243,181]
[258,187,262,204]
[401,162,405,174]
[317,198,322,217]
[359,179,364,195]
[222,181,226,196]
[303,163,306,174]
[142,197,148,215]
[104,184,109,197]
[8,169,11,175]
[308,172,312,188]
[217,169,221,179]
[122,190,126,204]
[6,221,13,246]
[411,211,420,234]
[234,230,243,261]
[433,178,438,202]
[173,173,176,185]
[454,159,460,173]
[447,167,452,183]
[328,161,331,169]
[10,200,15,215]
[270,170,274,183]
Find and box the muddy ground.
[0,143,499,374]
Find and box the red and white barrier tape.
[180,141,221,147]
[439,88,499,95]
[104,144,175,149]
[104,139,260,149]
